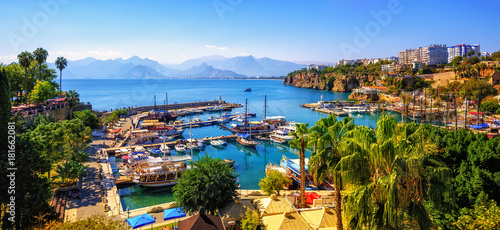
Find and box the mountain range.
[48,55,306,79]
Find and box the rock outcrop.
[283,72,377,92]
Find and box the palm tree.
[17,51,34,105]
[309,115,355,230]
[55,57,68,96]
[289,123,310,208]
[33,47,49,81]
[65,90,80,119]
[339,116,453,229]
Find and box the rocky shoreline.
[283,72,377,92]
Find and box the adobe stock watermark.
[213,0,243,21]
[6,122,16,223]
[8,0,70,54]
[339,0,404,59]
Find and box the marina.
[65,79,403,212]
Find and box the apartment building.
[447,44,480,63]
[422,44,448,65]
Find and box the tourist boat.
[119,156,163,176]
[174,143,187,152]
[280,156,318,190]
[270,135,287,144]
[132,156,191,187]
[270,127,294,142]
[243,87,252,92]
[342,106,367,114]
[236,134,259,148]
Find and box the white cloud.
[0,55,17,63]
[88,48,123,58]
[204,45,228,51]
[240,52,248,55]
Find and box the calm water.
[65,79,401,211]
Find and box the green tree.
[4,63,24,103]
[308,115,355,230]
[33,48,49,83]
[2,133,58,229]
[454,194,500,230]
[259,169,292,196]
[339,116,453,230]
[29,79,56,104]
[0,66,12,219]
[173,155,238,215]
[451,56,463,67]
[17,51,34,104]
[55,56,67,96]
[461,79,497,125]
[65,90,80,119]
[74,109,100,129]
[54,160,87,185]
[241,208,260,230]
[480,101,500,114]
[289,123,310,208]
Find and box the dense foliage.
[259,169,292,196]
[173,155,238,215]
[40,215,131,230]
[422,125,500,229]
[74,109,100,129]
[480,100,500,114]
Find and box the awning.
[237,134,250,139]
[126,214,156,229]
[122,155,131,160]
[108,128,121,134]
[163,208,186,221]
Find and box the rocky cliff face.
[283,72,376,92]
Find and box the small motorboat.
[243,87,252,92]
[175,143,186,152]
[270,136,286,144]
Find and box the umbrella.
[126,213,156,229]
[163,208,186,221]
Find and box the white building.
[336,59,356,66]
[447,44,480,63]
[307,64,329,71]
[422,44,448,65]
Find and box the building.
[399,44,449,65]
[307,64,329,71]
[422,44,448,65]
[447,44,480,63]
[336,59,356,66]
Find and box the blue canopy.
[495,121,500,125]
[237,134,250,139]
[163,208,186,221]
[131,151,145,155]
[470,123,489,129]
[126,213,156,229]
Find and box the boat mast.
[190,122,193,158]
[166,92,168,113]
[154,95,156,112]
[264,95,267,120]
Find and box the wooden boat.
[236,136,259,148]
[132,156,190,187]
[270,135,286,144]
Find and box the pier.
[103,134,239,153]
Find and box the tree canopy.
[173,155,238,215]
[29,79,57,104]
[259,169,292,196]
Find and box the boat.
[342,106,367,114]
[174,143,186,152]
[270,135,287,144]
[270,128,293,142]
[236,134,259,148]
[243,87,251,92]
[280,156,318,190]
[132,156,191,187]
[210,139,227,147]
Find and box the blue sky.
[1,0,499,64]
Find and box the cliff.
[283,72,377,92]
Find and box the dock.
[103,134,239,153]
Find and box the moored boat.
[174,143,186,152]
[236,134,259,148]
[132,157,190,187]
[270,135,286,144]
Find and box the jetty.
[102,134,239,153]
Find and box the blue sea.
[65,78,401,211]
